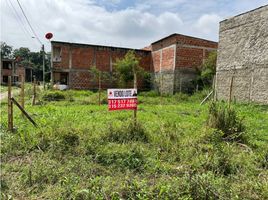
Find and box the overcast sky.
[1,0,267,52]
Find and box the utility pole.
[42,44,45,90]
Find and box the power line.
[15,0,42,45]
[5,0,40,47]
[6,0,31,38]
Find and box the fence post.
[20,74,25,111]
[8,76,13,132]
[32,76,36,106]
[133,72,137,126]
[228,76,234,108]
[98,73,101,106]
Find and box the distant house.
[51,33,217,93]
[215,5,268,104]
[0,58,33,85]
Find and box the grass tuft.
[207,102,246,143]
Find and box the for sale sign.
[108,89,137,111]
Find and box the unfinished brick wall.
[152,34,217,94]
[52,33,217,93]
[52,41,152,90]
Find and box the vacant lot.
[1,89,268,199]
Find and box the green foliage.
[201,51,217,82]
[42,91,66,101]
[139,90,159,97]
[1,89,267,199]
[104,121,149,143]
[207,102,246,142]
[114,50,145,87]
[1,42,51,81]
[194,51,217,88]
[0,42,12,58]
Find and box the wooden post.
[212,75,216,101]
[11,98,37,127]
[179,76,182,93]
[161,74,163,104]
[20,75,25,111]
[161,74,163,96]
[8,76,13,132]
[228,76,234,108]
[98,72,101,106]
[32,76,36,106]
[133,72,137,126]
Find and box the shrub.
[42,91,66,101]
[207,102,246,143]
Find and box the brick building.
[151,34,217,94]
[0,58,33,85]
[51,33,217,93]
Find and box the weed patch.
[103,121,149,143]
[207,102,246,143]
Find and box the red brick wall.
[176,35,218,48]
[1,69,12,76]
[151,45,175,72]
[16,66,25,81]
[151,34,217,71]
[53,44,69,69]
[96,48,110,71]
[176,47,204,69]
[162,46,175,71]
[152,51,161,72]
[72,46,94,69]
[52,42,152,89]
[152,35,177,51]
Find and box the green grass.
[1,89,268,199]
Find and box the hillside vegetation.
[1,89,268,199]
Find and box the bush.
[42,91,66,101]
[207,102,246,143]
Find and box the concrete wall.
[216,5,268,104]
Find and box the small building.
[151,34,217,94]
[0,58,33,85]
[51,33,217,93]
[215,5,268,104]
[1,58,16,84]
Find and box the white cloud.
[0,0,185,51]
[195,14,222,35]
[1,0,267,52]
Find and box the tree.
[13,47,51,81]
[195,51,217,89]
[114,51,145,88]
[201,51,217,83]
[89,66,110,105]
[0,42,13,59]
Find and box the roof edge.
[51,41,151,52]
[151,33,218,45]
[220,4,268,23]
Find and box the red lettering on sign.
[108,98,137,111]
